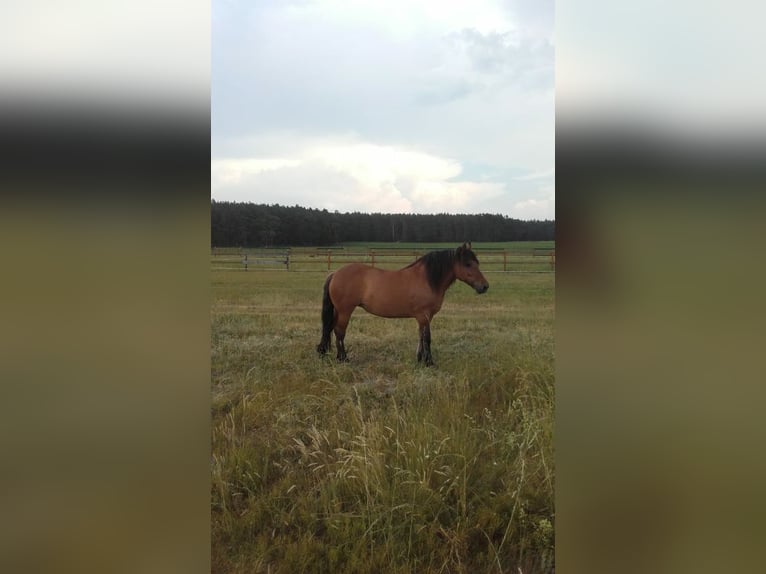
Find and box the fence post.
[327,250,331,271]
[286,249,290,271]
[243,253,248,271]
[550,250,555,271]
[503,251,507,272]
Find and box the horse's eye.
[464,261,471,268]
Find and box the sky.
[211,0,554,220]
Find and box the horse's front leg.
[417,320,434,366]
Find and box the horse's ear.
[464,241,472,250]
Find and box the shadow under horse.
[316,242,489,366]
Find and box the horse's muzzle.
[475,284,489,294]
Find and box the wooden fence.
[212,247,554,273]
[240,250,290,271]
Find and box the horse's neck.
[442,271,457,291]
[434,266,457,293]
[406,255,456,293]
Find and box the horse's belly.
[361,290,440,319]
[361,301,412,319]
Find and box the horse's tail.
[316,273,335,354]
[321,273,335,332]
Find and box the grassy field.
[336,241,555,251]
[211,258,555,573]
[212,241,554,255]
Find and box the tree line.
[211,201,555,247]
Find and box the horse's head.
[454,242,489,294]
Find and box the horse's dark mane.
[406,248,478,291]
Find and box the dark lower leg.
[335,333,348,362]
[419,323,433,366]
[423,325,433,366]
[317,329,332,354]
[334,315,349,362]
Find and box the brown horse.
[316,242,489,366]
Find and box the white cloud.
[212,158,302,185]
[310,143,461,186]
[212,138,506,214]
[411,179,505,212]
[512,186,555,220]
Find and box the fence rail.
[212,247,554,273]
[240,251,290,271]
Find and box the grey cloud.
[452,29,554,90]
[410,28,552,112]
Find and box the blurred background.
[0,2,210,573]
[556,1,766,572]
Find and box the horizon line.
[210,200,555,222]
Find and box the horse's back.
[331,262,379,284]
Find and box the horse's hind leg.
[334,310,352,362]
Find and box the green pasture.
[211,260,555,573]
[212,240,553,254]
[337,241,554,251]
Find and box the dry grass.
[211,268,554,573]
